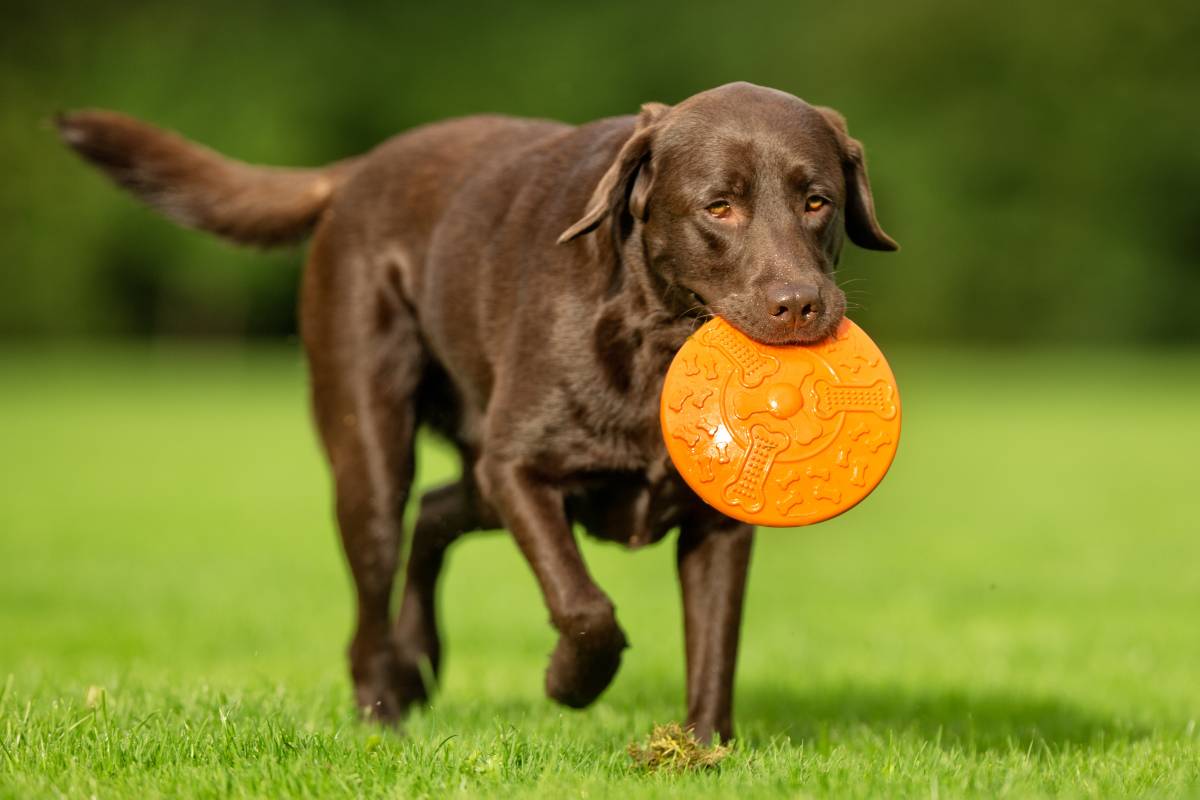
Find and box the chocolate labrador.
[58,81,897,741]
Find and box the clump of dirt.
[627,723,730,772]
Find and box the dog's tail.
[56,109,362,247]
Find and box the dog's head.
[559,82,898,345]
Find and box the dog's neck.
[580,222,698,398]
[616,224,696,344]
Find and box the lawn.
[1,345,1198,798]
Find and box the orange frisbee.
[661,317,901,527]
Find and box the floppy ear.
[815,106,899,252]
[557,102,669,244]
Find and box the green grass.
[1,345,1198,798]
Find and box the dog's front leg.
[677,514,755,742]
[478,458,628,708]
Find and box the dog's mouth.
[722,297,846,348]
[750,322,839,347]
[675,286,843,347]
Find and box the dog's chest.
[566,460,695,547]
[550,386,697,546]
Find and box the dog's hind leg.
[302,224,426,723]
[392,476,495,702]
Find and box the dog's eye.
[706,200,733,219]
[805,196,828,213]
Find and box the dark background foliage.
[4,0,1197,343]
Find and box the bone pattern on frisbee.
[660,317,901,527]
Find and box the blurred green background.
[4,3,1200,795]
[3,0,1198,343]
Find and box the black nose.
[765,283,823,327]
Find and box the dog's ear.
[558,102,670,244]
[815,106,899,252]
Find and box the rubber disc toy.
[661,317,900,526]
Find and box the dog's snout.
[765,283,823,327]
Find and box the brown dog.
[58,82,897,741]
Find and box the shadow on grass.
[734,683,1150,751]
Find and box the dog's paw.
[544,623,628,708]
[351,646,433,724]
[353,664,406,723]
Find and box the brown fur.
[57,109,362,246]
[59,82,896,741]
